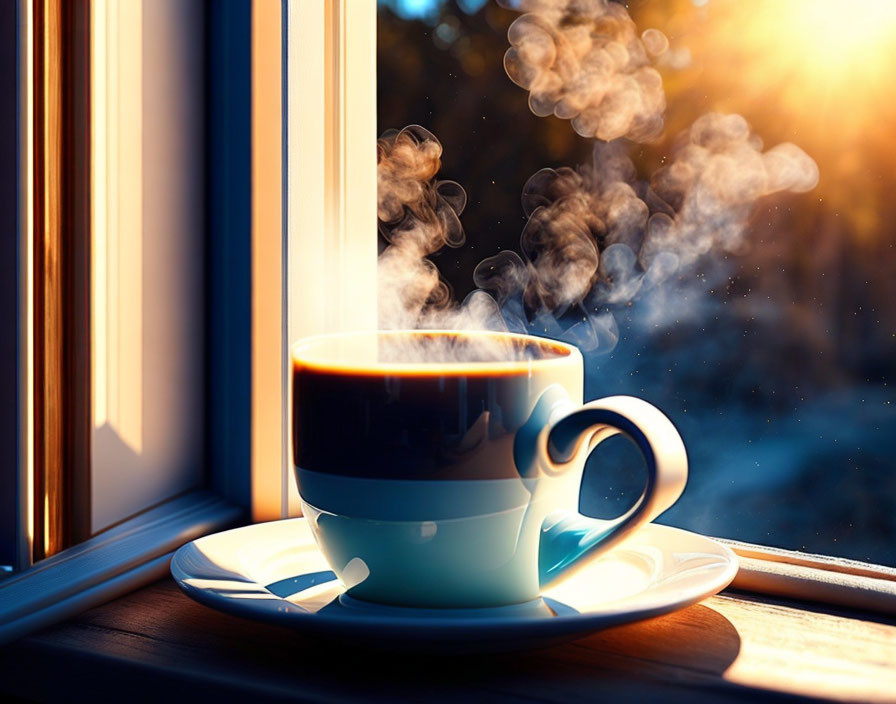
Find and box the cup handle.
[537,395,688,588]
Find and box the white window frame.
[251,0,377,522]
[2,0,894,649]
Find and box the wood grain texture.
[30,0,92,561]
[1,580,893,703]
[32,0,66,561]
[711,594,896,702]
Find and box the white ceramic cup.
[292,330,688,608]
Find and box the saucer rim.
[171,518,738,642]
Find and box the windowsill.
[1,578,894,702]
[0,490,243,645]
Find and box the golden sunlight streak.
[91,0,143,454]
[669,0,896,122]
[729,0,896,90]
[636,0,896,241]
[789,0,896,66]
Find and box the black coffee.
[292,332,571,480]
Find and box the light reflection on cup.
[292,330,687,608]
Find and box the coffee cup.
[292,330,687,608]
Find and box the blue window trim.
[0,0,20,572]
[206,0,252,508]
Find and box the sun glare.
[715,0,896,95]
[781,0,896,76]
[693,0,896,146]
[632,0,896,240]
[638,0,896,132]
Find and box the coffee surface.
[292,330,570,371]
[292,331,577,480]
[293,365,530,480]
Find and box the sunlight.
[766,0,896,80]
[91,0,143,455]
[799,0,896,53]
[633,0,896,240]
[705,0,896,99]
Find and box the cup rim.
[290,329,582,377]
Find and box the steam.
[498,0,666,142]
[374,330,564,365]
[377,125,469,330]
[376,0,820,357]
[643,113,819,268]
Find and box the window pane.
[377,0,896,566]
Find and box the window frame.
[0,0,20,574]
[0,0,379,647]
[2,0,894,649]
[0,0,255,644]
[278,0,377,517]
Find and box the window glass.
[377,0,896,565]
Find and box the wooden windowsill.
[1,579,895,702]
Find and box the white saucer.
[171,518,737,652]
